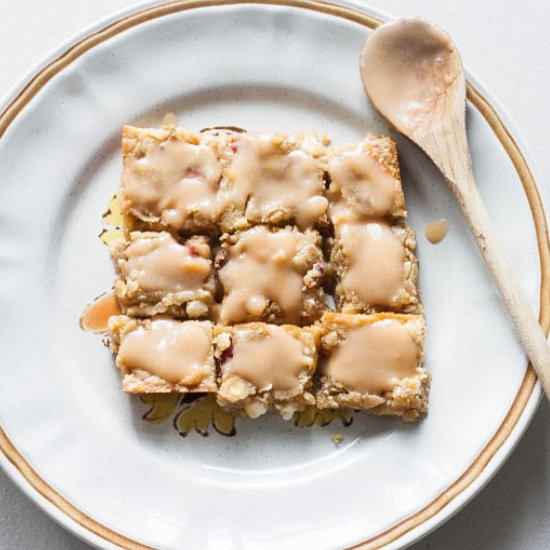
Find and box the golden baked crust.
[121,125,223,235]
[325,136,406,223]
[121,125,201,158]
[329,222,422,314]
[215,226,326,325]
[214,323,319,419]
[315,313,430,421]
[110,231,215,318]
[218,131,330,233]
[108,315,217,393]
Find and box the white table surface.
[1,0,549,548]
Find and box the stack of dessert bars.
[107,125,430,422]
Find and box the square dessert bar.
[326,136,406,224]
[121,125,223,234]
[111,231,215,318]
[315,313,430,421]
[214,323,318,419]
[218,131,329,232]
[215,225,326,325]
[330,220,421,314]
[108,316,217,393]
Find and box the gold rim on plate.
[0,1,548,549]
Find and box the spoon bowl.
[361,19,464,141]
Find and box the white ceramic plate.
[0,1,548,549]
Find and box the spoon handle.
[449,162,550,397]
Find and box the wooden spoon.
[360,18,550,397]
